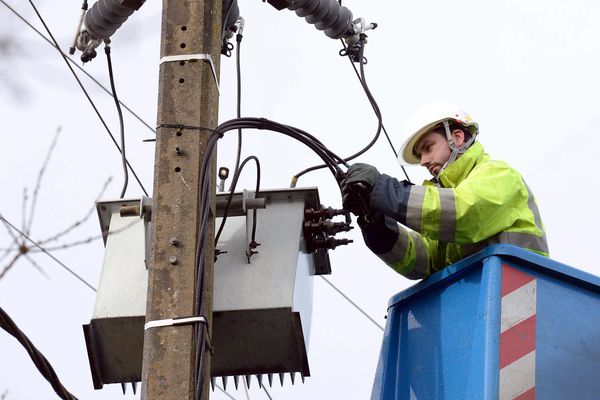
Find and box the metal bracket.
[160,53,220,93]
[144,316,207,331]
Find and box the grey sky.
[1,1,599,399]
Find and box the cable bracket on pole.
[144,316,208,331]
[160,53,220,93]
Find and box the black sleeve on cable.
[0,306,78,400]
[105,44,129,198]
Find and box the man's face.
[414,131,452,177]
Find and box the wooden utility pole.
[141,1,221,399]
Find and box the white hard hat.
[399,102,479,164]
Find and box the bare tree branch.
[0,253,21,280]
[21,188,28,236]
[1,217,19,245]
[39,176,112,245]
[23,253,50,280]
[26,126,60,236]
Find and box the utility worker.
[340,103,548,279]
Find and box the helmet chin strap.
[435,120,477,179]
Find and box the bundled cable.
[191,116,349,398]
[0,306,78,400]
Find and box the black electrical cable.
[192,116,349,398]
[339,39,412,183]
[27,0,149,196]
[217,118,347,179]
[0,306,78,400]
[231,32,244,186]
[0,0,156,136]
[293,34,412,184]
[215,155,261,245]
[105,44,129,198]
[292,36,382,180]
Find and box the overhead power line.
[0,305,79,400]
[18,0,150,196]
[319,275,384,331]
[0,213,97,292]
[0,0,156,136]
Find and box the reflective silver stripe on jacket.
[438,188,456,242]
[406,186,426,232]
[524,182,548,252]
[378,227,409,266]
[407,186,457,242]
[405,231,429,279]
[463,231,549,256]
[378,228,429,279]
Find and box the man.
[341,103,548,279]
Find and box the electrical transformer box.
[84,188,341,390]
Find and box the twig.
[26,127,61,236]
[38,176,113,245]
[0,253,21,280]
[23,253,51,280]
[21,188,28,236]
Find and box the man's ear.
[452,129,465,147]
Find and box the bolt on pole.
[141,1,221,399]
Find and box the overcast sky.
[1,1,600,399]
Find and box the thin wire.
[215,156,261,245]
[0,213,97,292]
[105,44,129,198]
[231,33,244,186]
[0,0,156,135]
[262,386,274,400]
[339,39,412,182]
[319,275,384,331]
[215,384,238,400]
[0,306,79,400]
[26,0,149,196]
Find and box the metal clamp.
[160,53,219,93]
[144,315,207,331]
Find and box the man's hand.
[340,163,381,216]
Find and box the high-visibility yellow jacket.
[361,142,548,279]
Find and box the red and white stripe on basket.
[499,264,537,400]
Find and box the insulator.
[223,0,240,31]
[304,205,346,221]
[287,0,353,39]
[84,0,145,39]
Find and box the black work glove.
[340,163,381,216]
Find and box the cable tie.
[144,315,207,331]
[155,123,216,133]
[160,53,219,93]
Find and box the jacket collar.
[438,141,484,188]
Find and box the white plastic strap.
[144,316,207,331]
[160,53,220,94]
